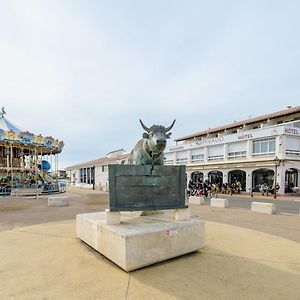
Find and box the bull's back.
[126,139,145,165]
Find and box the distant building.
[164,106,300,195]
[65,149,127,190]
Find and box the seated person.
[188,179,197,196]
[260,183,269,196]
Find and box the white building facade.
[65,149,127,190]
[164,106,300,195]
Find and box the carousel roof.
[0,108,64,154]
[0,116,24,133]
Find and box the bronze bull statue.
[126,119,176,165]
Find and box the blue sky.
[0,0,300,168]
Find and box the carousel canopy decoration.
[0,107,64,154]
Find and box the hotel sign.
[237,133,253,141]
[167,125,300,153]
[284,127,299,135]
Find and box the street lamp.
[273,157,280,199]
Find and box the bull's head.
[139,119,176,153]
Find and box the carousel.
[0,107,64,196]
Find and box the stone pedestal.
[76,212,205,272]
[174,208,190,220]
[105,209,121,224]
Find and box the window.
[87,167,90,184]
[83,168,87,183]
[252,138,276,156]
[286,136,300,156]
[80,168,84,183]
[269,139,275,152]
[165,159,174,165]
[286,149,300,156]
[176,157,188,164]
[191,154,204,162]
[228,151,246,159]
[208,155,224,161]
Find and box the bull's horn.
[139,119,151,132]
[165,119,176,132]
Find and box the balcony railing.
[286,149,300,156]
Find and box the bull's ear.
[166,132,172,139]
[143,133,149,139]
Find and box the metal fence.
[0,180,66,197]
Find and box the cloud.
[0,0,300,168]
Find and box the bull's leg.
[149,163,154,175]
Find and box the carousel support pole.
[54,153,57,188]
[54,153,56,178]
[56,153,59,179]
[51,151,53,179]
[6,146,9,177]
[35,147,38,199]
[57,153,60,191]
[10,144,13,188]
[41,150,43,182]
[21,150,24,186]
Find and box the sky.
[0,0,300,168]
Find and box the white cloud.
[0,0,300,168]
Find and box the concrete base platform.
[76,212,205,271]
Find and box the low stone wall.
[251,202,275,214]
[189,196,205,205]
[210,198,229,208]
[48,196,69,207]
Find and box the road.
[202,194,300,215]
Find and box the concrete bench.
[84,193,108,205]
[251,202,275,214]
[189,196,205,205]
[48,196,69,207]
[210,198,229,208]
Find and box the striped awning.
[0,116,24,133]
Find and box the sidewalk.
[0,189,299,299]
[0,218,299,300]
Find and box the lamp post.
[273,157,280,199]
